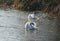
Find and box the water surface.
[0,9,59,41]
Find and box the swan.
[28,14,35,19]
[28,14,35,21]
[28,13,39,21]
[25,13,39,30]
[25,22,37,30]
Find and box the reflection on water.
[0,9,60,41]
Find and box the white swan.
[25,13,38,30]
[28,14,35,21]
[25,22,37,30]
[28,13,39,21]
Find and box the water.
[0,9,59,41]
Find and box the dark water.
[0,9,60,41]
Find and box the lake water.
[0,9,59,41]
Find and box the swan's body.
[28,14,35,19]
[28,14,39,21]
[28,14,35,21]
[25,22,37,30]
